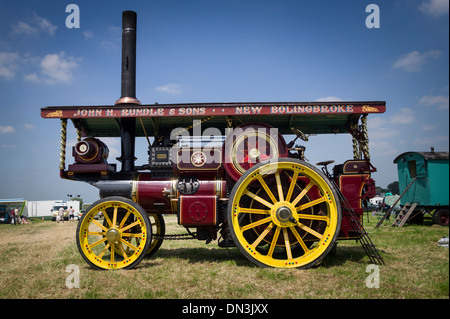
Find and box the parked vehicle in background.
[51,201,68,221]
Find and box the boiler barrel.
[91,174,174,214]
[91,173,227,215]
[133,174,175,213]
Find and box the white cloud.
[34,14,57,35]
[419,0,449,17]
[315,96,344,102]
[25,52,80,84]
[0,126,15,134]
[370,140,399,156]
[392,50,442,72]
[100,41,118,51]
[368,116,385,129]
[2,144,16,149]
[421,124,437,131]
[414,135,449,145]
[155,83,182,94]
[23,73,39,82]
[83,30,93,39]
[41,53,78,82]
[100,26,121,50]
[370,127,400,140]
[2,51,80,84]
[390,107,415,124]
[24,123,36,130]
[419,94,449,110]
[11,13,57,36]
[11,21,38,35]
[0,52,19,79]
[369,108,414,140]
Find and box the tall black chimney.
[116,11,140,172]
[116,11,141,105]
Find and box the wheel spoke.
[98,243,111,259]
[256,175,278,204]
[103,210,113,228]
[120,238,138,251]
[275,171,284,201]
[244,191,274,208]
[238,207,270,215]
[89,236,107,249]
[267,226,281,257]
[297,213,329,222]
[290,226,310,253]
[285,170,299,202]
[87,231,104,236]
[297,222,323,239]
[291,182,313,206]
[112,206,118,227]
[121,220,140,232]
[110,244,115,263]
[251,222,274,247]
[122,232,143,238]
[282,228,292,259]
[119,210,132,229]
[296,196,327,211]
[117,242,129,259]
[91,219,108,232]
[241,216,272,232]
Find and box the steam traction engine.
[41,11,385,270]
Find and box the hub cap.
[276,206,292,222]
[270,201,298,227]
[106,228,121,243]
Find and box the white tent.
[27,200,81,220]
[1,199,81,221]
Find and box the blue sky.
[0,0,448,203]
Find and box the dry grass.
[0,215,448,299]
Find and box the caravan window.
[408,161,417,178]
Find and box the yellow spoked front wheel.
[227,158,341,269]
[76,197,152,270]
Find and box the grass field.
[0,215,448,299]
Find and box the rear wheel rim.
[228,159,341,268]
[147,214,165,257]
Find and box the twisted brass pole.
[59,119,67,170]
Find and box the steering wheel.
[291,127,309,142]
[316,160,335,166]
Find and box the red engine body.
[66,122,377,242]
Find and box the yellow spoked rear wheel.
[147,214,165,257]
[76,197,152,270]
[227,158,341,269]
